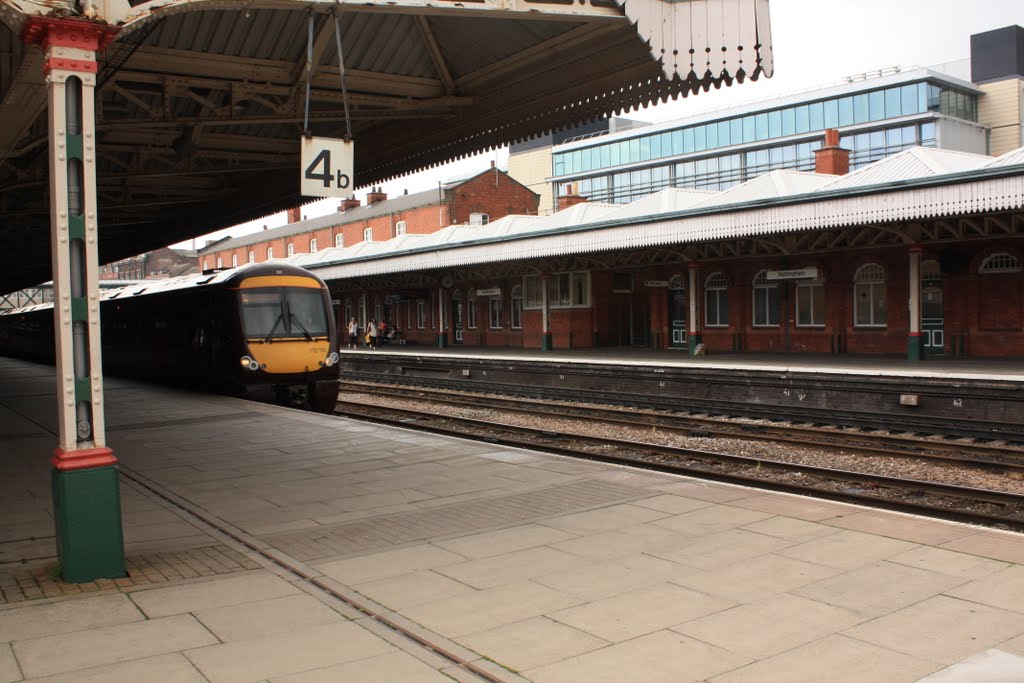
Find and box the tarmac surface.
[3,355,1024,682]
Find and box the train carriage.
[0,263,340,413]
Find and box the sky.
[173,0,1024,249]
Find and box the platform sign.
[766,267,819,281]
[476,288,501,297]
[300,137,354,198]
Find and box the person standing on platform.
[347,318,358,350]
[367,319,378,349]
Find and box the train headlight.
[324,352,339,367]
[240,355,259,371]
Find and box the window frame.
[795,280,826,327]
[703,273,729,328]
[522,272,590,310]
[363,227,373,242]
[752,271,779,327]
[853,263,887,328]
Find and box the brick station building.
[198,165,538,270]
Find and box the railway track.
[339,381,1024,475]
[334,390,1024,532]
[342,369,1024,444]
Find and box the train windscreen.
[241,288,329,340]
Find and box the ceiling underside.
[0,0,772,293]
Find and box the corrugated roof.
[298,147,1024,281]
[598,188,716,222]
[821,147,991,191]
[986,145,1024,169]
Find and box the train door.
[668,275,687,350]
[452,289,464,344]
[921,260,944,355]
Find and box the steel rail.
[343,371,1024,443]
[334,401,1024,532]
[339,381,1024,473]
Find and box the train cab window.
[241,287,329,340]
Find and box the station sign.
[644,280,669,288]
[766,267,819,281]
[476,288,501,297]
[300,137,354,198]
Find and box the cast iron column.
[541,274,552,351]
[23,17,125,582]
[908,244,923,361]
[687,262,701,355]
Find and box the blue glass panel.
[706,122,718,149]
[731,118,743,144]
[683,127,694,153]
[927,84,940,112]
[823,99,839,129]
[853,93,869,123]
[920,121,936,145]
[769,146,782,165]
[885,87,901,118]
[809,102,824,131]
[554,155,564,175]
[795,105,810,134]
[742,116,755,143]
[755,113,769,140]
[717,121,730,148]
[782,107,796,136]
[671,130,684,155]
[694,125,707,151]
[901,125,916,145]
[886,127,902,148]
[967,94,978,121]
[600,144,610,168]
[651,134,662,159]
[768,110,782,138]
[610,142,620,166]
[900,85,917,115]
[782,145,795,163]
[868,90,885,121]
[628,138,640,163]
[838,97,853,126]
[638,137,650,162]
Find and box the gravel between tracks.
[341,390,1024,495]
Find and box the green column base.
[688,333,703,356]
[437,332,448,349]
[541,332,553,351]
[52,465,126,583]
[907,334,924,361]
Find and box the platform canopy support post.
[908,245,923,361]
[541,274,552,351]
[687,263,701,355]
[437,287,448,348]
[24,17,125,583]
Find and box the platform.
[3,356,1024,682]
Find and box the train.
[0,263,341,413]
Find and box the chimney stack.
[339,198,361,211]
[814,129,850,176]
[557,183,589,211]
[286,207,301,223]
[366,187,388,205]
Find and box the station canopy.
[0,0,772,293]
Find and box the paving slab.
[129,570,300,618]
[457,616,609,673]
[12,613,218,678]
[193,593,345,642]
[0,594,143,643]
[526,630,751,683]
[0,644,19,683]
[268,650,454,683]
[919,648,1024,682]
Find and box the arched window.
[266,247,273,260]
[309,239,318,253]
[216,257,223,268]
[287,243,295,256]
[921,259,941,281]
[231,254,238,267]
[704,273,728,327]
[335,233,344,248]
[752,271,779,327]
[395,220,407,236]
[363,227,373,242]
[202,259,209,271]
[980,252,1021,274]
[854,263,886,327]
[510,285,523,329]
[248,251,255,264]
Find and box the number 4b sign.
[300,136,354,198]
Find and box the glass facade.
[554,78,972,206]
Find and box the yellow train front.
[97,263,340,413]
[230,265,340,412]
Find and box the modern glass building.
[536,66,987,209]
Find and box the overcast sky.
[175,0,1024,249]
